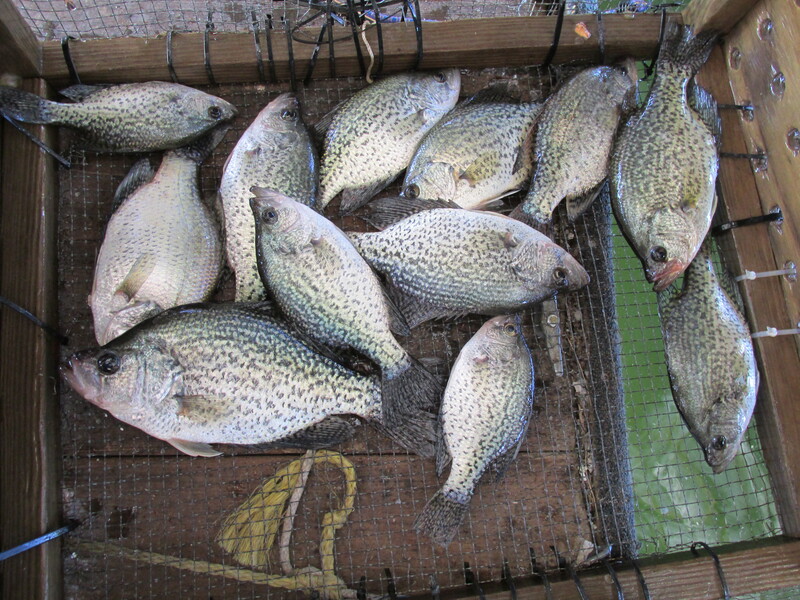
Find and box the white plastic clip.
[751,323,800,338]
[735,265,797,282]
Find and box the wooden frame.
[1,0,798,597]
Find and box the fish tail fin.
[658,22,718,76]
[414,489,470,546]
[0,87,57,124]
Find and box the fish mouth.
[648,259,686,291]
[60,354,103,405]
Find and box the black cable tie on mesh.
[284,19,298,93]
[166,30,179,83]
[631,559,652,600]
[541,1,566,71]
[551,547,589,600]
[252,12,266,83]
[371,0,385,76]
[0,295,68,345]
[384,567,398,600]
[1,112,71,169]
[327,0,337,78]
[718,103,755,111]
[304,23,328,86]
[720,151,767,159]
[529,548,553,600]
[596,9,606,65]
[346,0,367,77]
[60,36,81,85]
[463,562,486,600]
[357,575,367,600]
[602,559,624,600]
[265,15,278,84]
[642,8,667,79]
[501,559,517,600]
[411,0,424,70]
[690,542,731,600]
[712,207,783,235]
[204,11,216,85]
[429,575,441,600]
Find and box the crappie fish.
[349,199,589,328]
[414,315,534,546]
[515,65,635,224]
[0,81,236,153]
[610,23,719,291]
[317,70,461,213]
[62,303,436,457]
[401,97,542,209]
[90,126,227,345]
[658,244,758,473]
[250,188,440,432]
[219,93,318,301]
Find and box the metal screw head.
[546,314,559,327]
[729,47,742,69]
[758,18,774,40]
[787,128,800,155]
[742,104,755,122]
[784,261,797,283]
[771,71,786,98]
[752,148,768,173]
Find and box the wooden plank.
[682,0,758,36]
[39,14,674,86]
[695,48,800,536]
[0,0,41,77]
[0,79,60,599]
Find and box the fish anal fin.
[339,178,394,215]
[386,284,454,330]
[268,416,360,449]
[435,416,451,476]
[168,438,222,457]
[382,284,411,337]
[566,180,607,223]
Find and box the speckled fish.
[514,65,635,224]
[0,81,236,152]
[62,303,435,457]
[610,23,719,291]
[658,243,758,473]
[317,70,461,213]
[250,188,440,433]
[219,93,318,301]
[414,315,534,546]
[89,126,227,345]
[349,199,589,328]
[401,96,543,209]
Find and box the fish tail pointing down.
[0,87,56,124]
[657,22,718,76]
[414,490,470,546]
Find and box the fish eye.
[711,435,728,451]
[404,184,420,199]
[649,246,668,263]
[552,267,568,286]
[434,72,447,83]
[263,208,279,225]
[503,323,516,336]
[281,109,298,121]
[208,106,223,120]
[97,351,120,375]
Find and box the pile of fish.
[0,20,758,547]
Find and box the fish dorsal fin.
[115,254,158,301]
[312,98,349,146]
[688,82,722,149]
[362,196,460,229]
[168,438,222,457]
[59,84,112,102]
[435,414,452,476]
[113,158,156,211]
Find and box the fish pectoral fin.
[58,83,112,102]
[565,180,607,223]
[113,158,155,210]
[268,416,360,449]
[175,394,228,419]
[457,152,501,187]
[168,438,222,457]
[115,254,158,301]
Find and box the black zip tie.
[430,575,441,600]
[204,11,216,85]
[60,36,81,85]
[371,0,385,76]
[385,567,398,600]
[720,151,767,160]
[551,547,589,600]
[602,559,624,600]
[346,0,367,77]
[285,19,298,93]
[690,542,730,600]
[501,559,517,600]
[718,103,754,111]
[0,522,77,562]
[252,12,266,83]
[463,562,486,600]
[166,30,179,83]
[541,1,566,70]
[596,9,606,65]
[304,23,328,86]
[357,576,367,600]
[712,207,783,235]
[631,559,652,600]
[1,112,71,169]
[0,295,68,345]
[410,0,424,69]
[327,0,337,78]
[529,548,553,600]
[266,15,278,84]
[642,8,667,79]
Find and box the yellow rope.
[75,450,364,600]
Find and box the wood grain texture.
[0,0,41,76]
[682,0,758,36]
[38,14,675,86]
[695,48,800,536]
[0,79,60,599]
